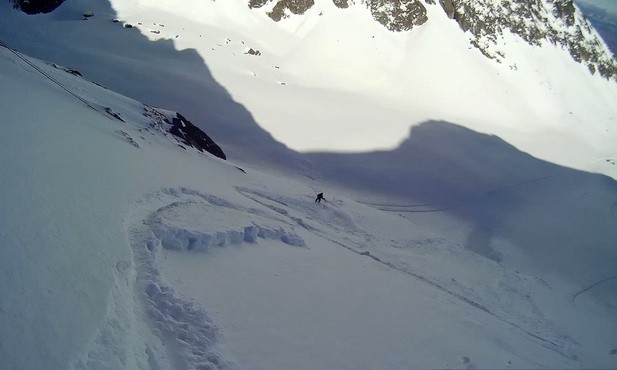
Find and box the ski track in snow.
[362,171,565,213]
[125,187,311,369]
[86,182,584,368]
[128,211,229,370]
[573,274,617,305]
[233,187,580,361]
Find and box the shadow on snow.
[307,120,617,284]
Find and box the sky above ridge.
[574,0,617,15]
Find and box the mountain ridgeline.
[248,0,617,80]
[9,0,617,79]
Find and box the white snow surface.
[1,46,616,369]
[1,1,617,369]
[0,0,615,177]
[109,0,617,176]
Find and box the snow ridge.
[128,192,231,370]
[123,187,310,369]
[150,187,308,250]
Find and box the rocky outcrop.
[11,0,65,14]
[438,0,617,80]
[168,113,227,160]
[552,0,576,27]
[271,0,315,21]
[247,0,615,80]
[366,0,427,32]
[248,0,315,21]
[143,107,227,160]
[333,0,350,9]
[249,0,428,30]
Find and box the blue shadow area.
[307,121,617,281]
[0,0,313,174]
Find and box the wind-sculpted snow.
[128,193,231,370]
[149,188,308,250]
[3,29,616,368]
[231,186,582,361]
[123,187,311,368]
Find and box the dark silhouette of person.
[315,192,325,203]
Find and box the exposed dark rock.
[552,0,575,27]
[52,64,83,78]
[248,0,315,20]
[10,0,65,14]
[576,2,617,57]
[268,0,315,21]
[367,0,428,31]
[105,107,125,123]
[248,0,269,8]
[246,0,615,79]
[437,0,617,80]
[249,0,427,30]
[440,0,455,18]
[245,48,262,56]
[169,113,226,160]
[142,107,226,160]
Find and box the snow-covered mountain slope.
[576,0,617,55]
[104,0,617,175]
[249,0,617,78]
[2,1,617,369]
[307,121,617,282]
[2,41,617,369]
[1,0,616,179]
[0,0,313,176]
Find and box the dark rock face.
[245,48,262,56]
[248,0,269,7]
[143,107,226,160]
[248,0,315,21]
[333,0,350,8]
[366,0,428,32]
[271,0,315,22]
[438,0,617,80]
[51,63,83,78]
[169,113,227,160]
[249,0,427,30]
[247,0,615,80]
[575,2,617,58]
[552,0,576,27]
[11,0,65,14]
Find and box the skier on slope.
[315,192,325,203]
